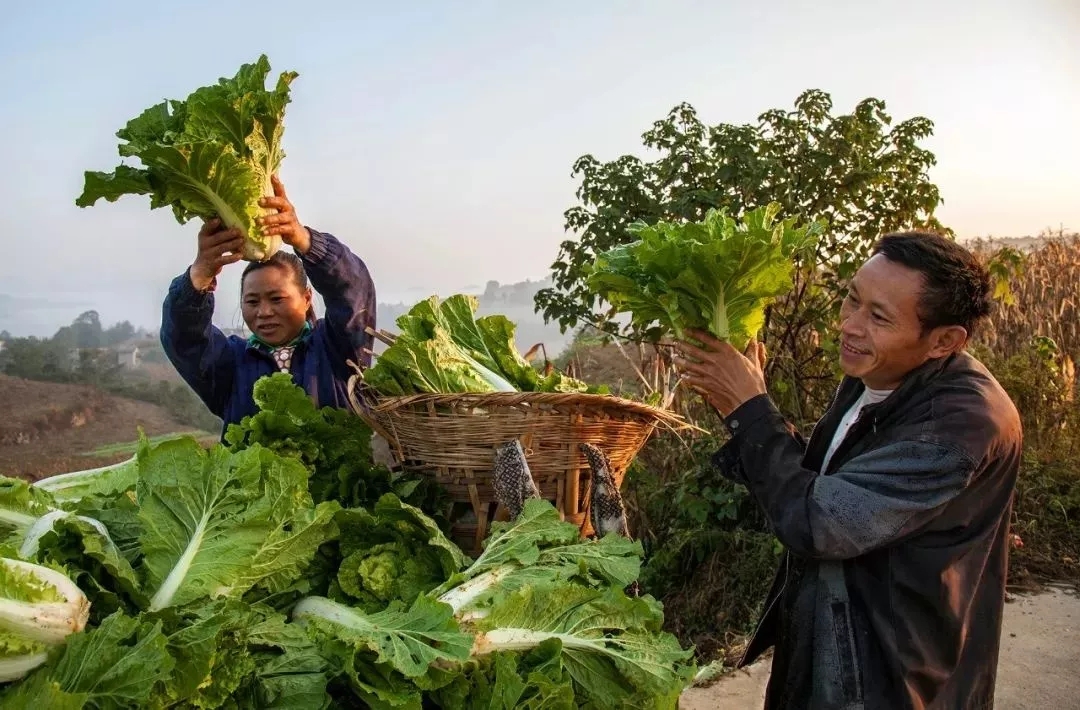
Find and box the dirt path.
[680,586,1080,709]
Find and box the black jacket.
[713,352,1022,709]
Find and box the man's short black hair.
[871,231,993,338]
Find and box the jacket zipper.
[741,551,790,665]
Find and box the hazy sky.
[1,0,1077,336]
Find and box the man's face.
[837,254,964,390]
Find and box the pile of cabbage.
[0,374,696,709]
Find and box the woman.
[160,175,376,433]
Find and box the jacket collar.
[246,322,313,353]
[831,352,958,420]
[807,352,960,472]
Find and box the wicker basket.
[346,379,689,555]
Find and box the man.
[674,231,1022,709]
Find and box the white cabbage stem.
[436,566,512,614]
[470,628,571,656]
[0,651,50,682]
[291,596,360,628]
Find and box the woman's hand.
[189,218,244,291]
[258,175,311,255]
[673,329,768,418]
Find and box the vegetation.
[542,90,1080,663]
[0,311,222,434]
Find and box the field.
[0,374,215,481]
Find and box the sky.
[1,0,1077,337]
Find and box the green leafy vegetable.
[0,610,174,708]
[0,379,695,708]
[424,640,577,709]
[434,499,642,616]
[363,295,601,396]
[1,478,144,618]
[291,499,694,708]
[31,453,140,504]
[76,55,297,262]
[150,599,331,709]
[292,594,473,708]
[362,296,516,395]
[467,584,695,709]
[136,438,339,611]
[24,513,145,622]
[0,477,56,552]
[585,202,825,350]
[225,373,445,516]
[332,494,468,612]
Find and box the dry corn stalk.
[972,231,1080,366]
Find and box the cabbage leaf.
[332,494,468,612]
[0,610,173,708]
[136,437,339,611]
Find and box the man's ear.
[927,325,969,358]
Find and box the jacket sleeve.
[159,271,236,418]
[300,228,377,367]
[715,395,977,561]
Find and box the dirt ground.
[680,585,1080,709]
[0,374,197,480]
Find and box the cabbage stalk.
[0,557,90,681]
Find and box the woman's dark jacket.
[160,228,375,432]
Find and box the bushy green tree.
[536,89,948,420]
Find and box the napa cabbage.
[585,202,825,350]
[76,55,297,262]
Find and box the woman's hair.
[241,251,317,325]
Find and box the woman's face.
[241,265,312,346]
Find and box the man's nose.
[840,311,865,336]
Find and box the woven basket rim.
[366,390,691,430]
[343,360,702,438]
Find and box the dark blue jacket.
[160,228,376,434]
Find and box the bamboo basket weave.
[346,377,689,554]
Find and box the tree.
[104,320,136,346]
[535,89,948,421]
[53,310,104,349]
[0,337,71,382]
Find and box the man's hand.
[258,175,311,255]
[189,218,244,291]
[673,328,768,418]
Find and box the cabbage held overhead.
[585,203,826,351]
[76,55,296,262]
